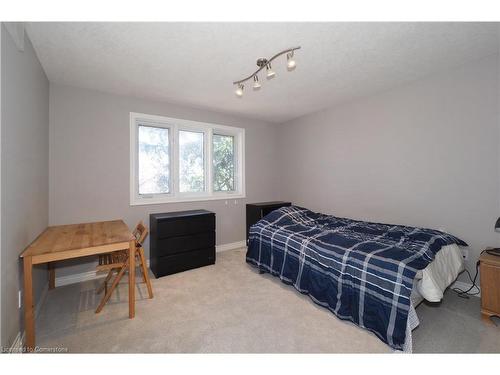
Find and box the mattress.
[413,244,464,303]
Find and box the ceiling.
[26,22,499,123]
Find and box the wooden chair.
[95,221,153,313]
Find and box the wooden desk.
[20,220,135,351]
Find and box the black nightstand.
[246,201,291,241]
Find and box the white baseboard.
[450,280,480,297]
[54,241,246,288]
[216,240,246,253]
[55,269,107,288]
[9,283,49,353]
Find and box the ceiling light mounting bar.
[232,46,301,85]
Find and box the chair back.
[132,221,148,246]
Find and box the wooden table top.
[20,220,134,264]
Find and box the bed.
[246,205,467,352]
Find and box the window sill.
[130,194,246,206]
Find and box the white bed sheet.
[415,244,464,303]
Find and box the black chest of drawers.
[150,210,216,278]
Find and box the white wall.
[276,55,500,275]
[1,24,49,347]
[49,84,281,277]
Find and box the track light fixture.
[253,75,261,90]
[232,46,300,97]
[287,51,296,71]
[235,83,244,98]
[266,63,276,79]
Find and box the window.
[179,130,205,193]
[138,125,171,195]
[213,134,235,192]
[130,112,245,205]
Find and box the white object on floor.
[416,244,465,302]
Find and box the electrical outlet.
[18,290,22,309]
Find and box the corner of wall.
[0,21,50,348]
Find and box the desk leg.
[48,262,55,290]
[23,256,35,351]
[128,240,135,318]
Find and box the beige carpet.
[35,248,499,353]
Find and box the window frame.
[212,130,239,195]
[130,112,245,205]
[135,121,173,197]
[176,125,208,198]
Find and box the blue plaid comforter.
[246,206,467,350]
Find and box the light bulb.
[287,52,296,71]
[266,64,276,79]
[235,84,244,97]
[253,75,261,90]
